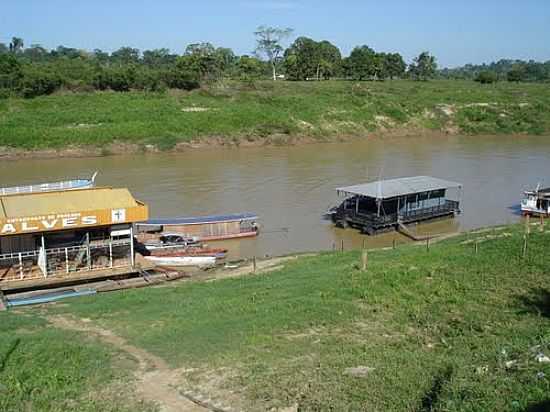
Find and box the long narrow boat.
[137,213,259,241]
[0,172,98,196]
[144,255,216,268]
[150,247,228,259]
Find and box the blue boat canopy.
[140,213,258,226]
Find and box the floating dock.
[329,176,462,235]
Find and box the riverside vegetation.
[1,79,549,153]
[1,223,549,411]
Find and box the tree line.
[0,27,547,98]
[440,59,550,83]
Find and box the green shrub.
[20,69,62,98]
[474,71,498,84]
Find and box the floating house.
[0,187,148,289]
[329,176,462,235]
[521,186,550,216]
[136,213,259,242]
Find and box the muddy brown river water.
[1,135,548,259]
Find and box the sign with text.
[0,206,147,236]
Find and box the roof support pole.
[130,225,135,268]
[86,232,91,271]
[41,235,47,278]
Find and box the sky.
[1,0,549,68]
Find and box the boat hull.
[144,255,216,268]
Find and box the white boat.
[521,184,550,216]
[0,172,98,196]
[144,255,216,268]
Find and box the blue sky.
[2,0,549,67]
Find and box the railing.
[401,200,459,221]
[0,179,92,196]
[0,240,131,283]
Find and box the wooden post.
[392,238,396,250]
[426,237,430,252]
[86,232,91,270]
[65,248,69,274]
[540,214,545,232]
[332,242,336,251]
[253,256,257,273]
[475,241,479,255]
[18,253,23,279]
[129,226,135,268]
[361,249,368,271]
[341,239,344,252]
[525,214,530,235]
[522,235,528,258]
[109,241,113,268]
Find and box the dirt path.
[48,315,212,412]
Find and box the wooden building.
[329,176,462,235]
[0,187,148,288]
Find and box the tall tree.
[316,41,342,80]
[111,47,140,65]
[254,25,293,80]
[283,37,320,80]
[143,48,175,68]
[409,51,437,80]
[346,45,377,80]
[383,53,406,80]
[9,37,24,54]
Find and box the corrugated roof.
[0,187,142,219]
[336,176,462,200]
[140,213,258,226]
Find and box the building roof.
[0,187,148,236]
[139,213,258,226]
[336,176,462,200]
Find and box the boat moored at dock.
[521,185,550,216]
[328,176,462,235]
[0,172,98,196]
[137,213,259,242]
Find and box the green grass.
[0,311,154,412]
[0,80,549,150]
[4,224,541,411]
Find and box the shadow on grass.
[419,366,453,412]
[523,400,550,412]
[518,288,550,318]
[0,338,20,373]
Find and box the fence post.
[341,239,344,252]
[522,235,528,258]
[361,249,368,271]
[540,214,545,232]
[525,214,530,235]
[253,256,257,273]
[18,253,23,279]
[475,241,479,255]
[426,237,430,252]
[65,248,69,274]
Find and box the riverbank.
[1,223,549,411]
[1,80,549,159]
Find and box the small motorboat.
[0,172,98,196]
[143,233,200,251]
[521,184,550,216]
[144,255,216,268]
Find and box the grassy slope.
[0,312,154,412]
[0,80,549,149]
[20,224,546,411]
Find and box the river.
[1,135,548,258]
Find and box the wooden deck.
[0,263,155,292]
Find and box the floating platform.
[329,176,462,235]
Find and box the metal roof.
[139,213,258,226]
[336,176,462,200]
[0,187,144,219]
